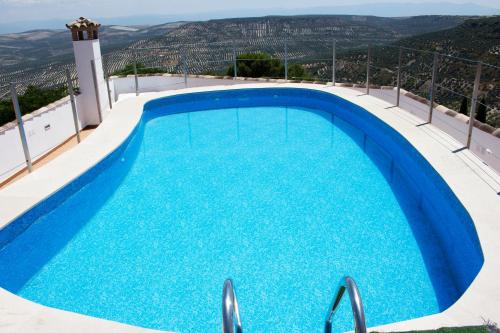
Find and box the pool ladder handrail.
[222,279,243,333]
[325,276,367,333]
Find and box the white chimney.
[66,17,110,126]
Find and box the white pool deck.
[0,82,499,332]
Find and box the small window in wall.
[78,31,84,40]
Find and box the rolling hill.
[0,22,186,69]
[337,16,500,125]
[0,15,468,71]
[99,15,471,78]
[1,14,498,126]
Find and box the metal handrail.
[325,276,366,333]
[222,279,243,333]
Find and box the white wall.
[429,110,500,172]
[73,40,110,126]
[1,76,498,184]
[0,37,113,184]
[0,96,85,182]
[111,75,186,98]
[394,91,500,172]
[469,128,500,171]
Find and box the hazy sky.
[0,0,499,24]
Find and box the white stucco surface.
[0,95,85,182]
[362,88,500,173]
[2,76,499,184]
[73,39,110,126]
[0,83,499,332]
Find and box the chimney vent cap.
[66,17,101,30]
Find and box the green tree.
[475,97,487,123]
[288,63,312,80]
[227,53,283,78]
[0,99,13,126]
[112,63,166,76]
[226,53,312,80]
[0,85,67,126]
[459,97,468,115]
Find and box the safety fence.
[0,38,499,183]
[0,64,81,181]
[102,40,499,138]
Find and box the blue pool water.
[0,89,483,332]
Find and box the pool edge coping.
[0,83,499,333]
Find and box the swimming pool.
[0,88,483,332]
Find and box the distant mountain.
[118,14,500,126]
[341,15,500,78]
[126,15,470,59]
[398,16,500,122]
[281,2,499,17]
[0,15,469,71]
[101,15,468,76]
[396,15,500,65]
[0,14,498,127]
[0,17,184,35]
[0,22,186,69]
[156,15,469,41]
[0,2,498,34]
[339,16,500,125]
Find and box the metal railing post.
[428,52,439,123]
[466,62,482,148]
[183,52,188,88]
[233,42,238,79]
[332,40,336,86]
[90,59,103,124]
[133,51,139,96]
[104,59,113,109]
[10,82,33,172]
[284,41,288,81]
[65,69,81,143]
[396,47,402,107]
[366,44,371,95]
